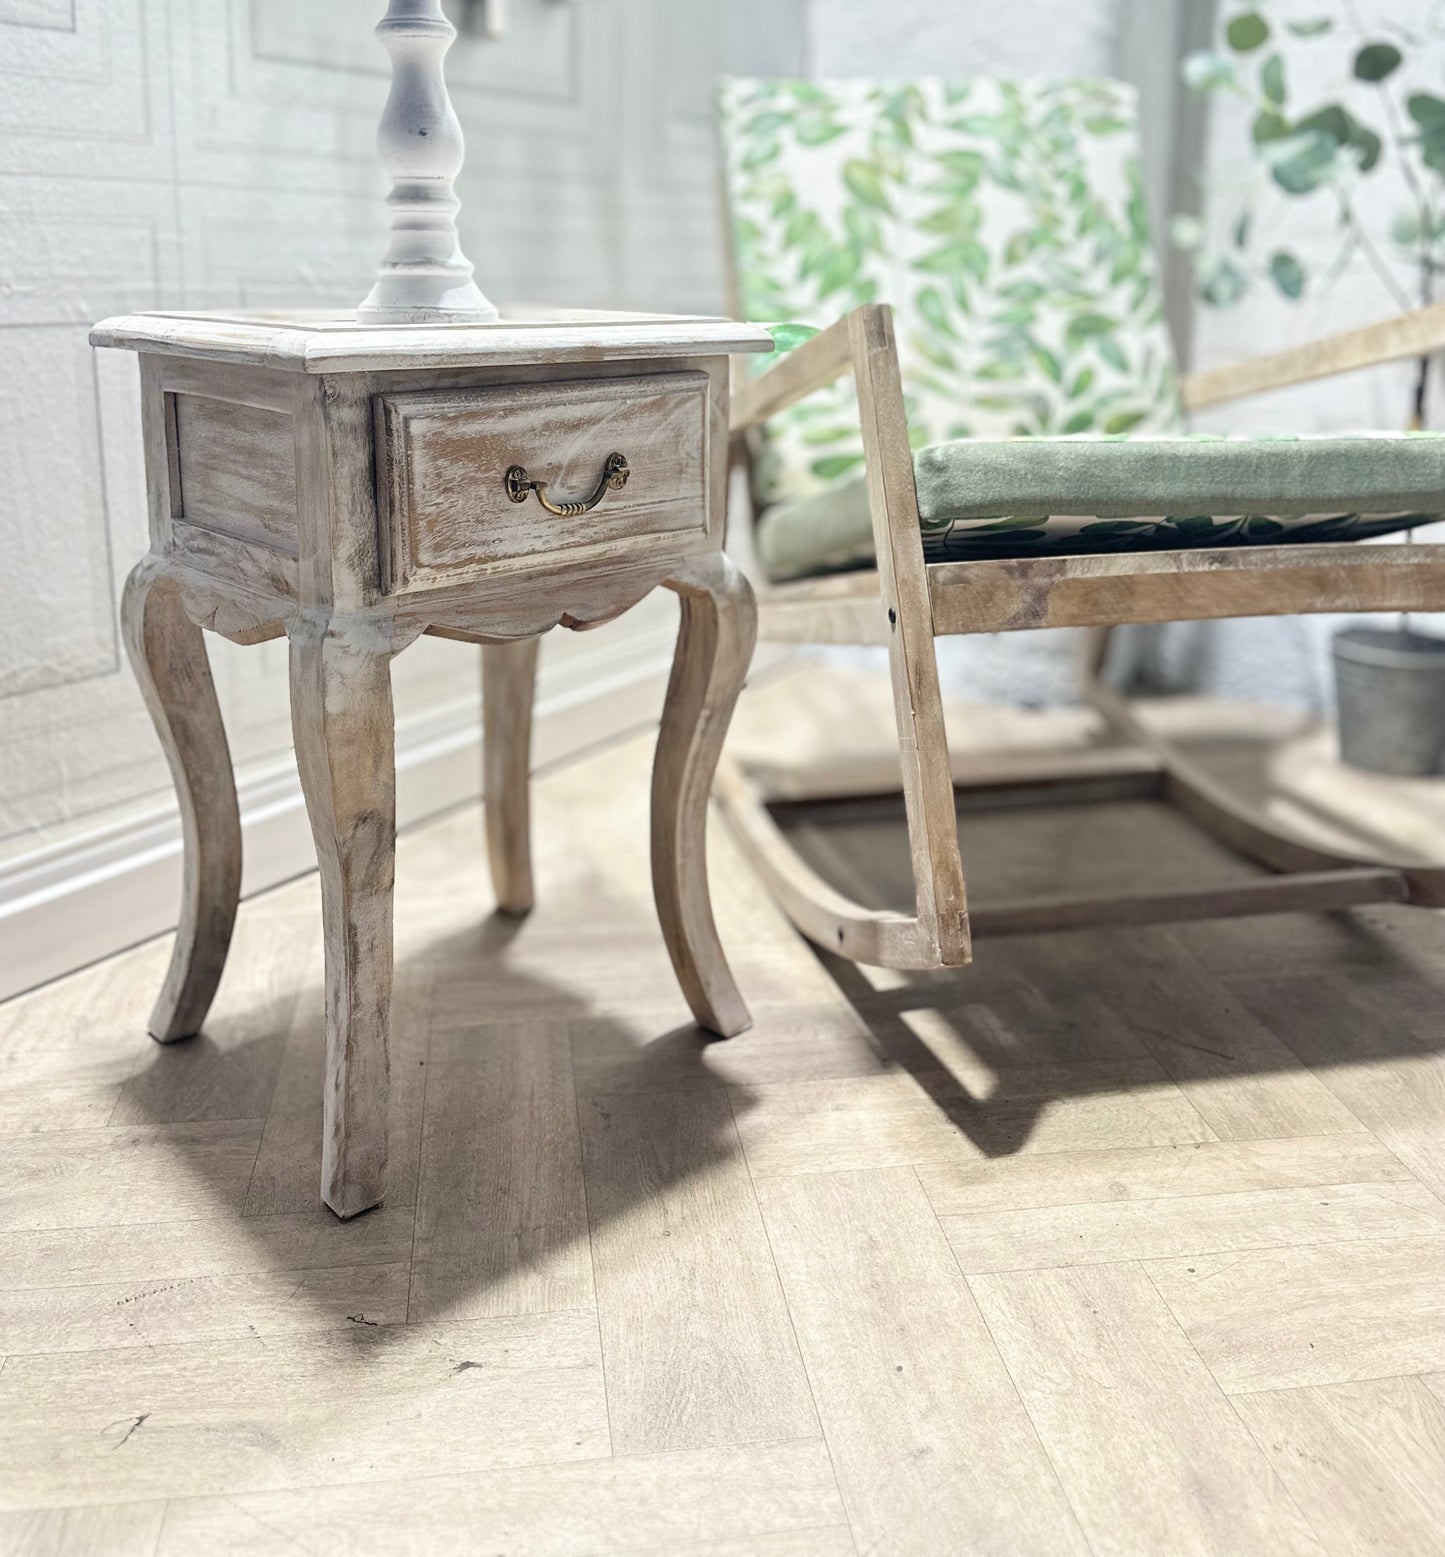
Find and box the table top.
[90,306,775,375]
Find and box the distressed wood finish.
[90,309,773,375]
[289,616,397,1220]
[714,757,934,969]
[927,543,1445,636]
[170,393,299,557]
[723,301,1445,973]
[851,306,969,968]
[653,554,757,1038]
[483,637,540,916]
[1182,300,1445,410]
[730,314,852,433]
[376,372,709,593]
[120,561,242,1043]
[95,305,771,1216]
[968,867,1407,938]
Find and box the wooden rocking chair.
[710,77,1445,972]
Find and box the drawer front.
[375,371,710,594]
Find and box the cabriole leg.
[121,560,241,1043]
[289,615,396,1219]
[653,554,757,1039]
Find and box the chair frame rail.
[718,302,1445,969]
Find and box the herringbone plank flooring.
[4,671,1445,1555]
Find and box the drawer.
[375,371,710,594]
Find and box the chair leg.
[849,304,970,964]
[483,637,540,916]
[121,560,241,1043]
[289,615,396,1220]
[653,553,756,1039]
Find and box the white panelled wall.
[0,0,805,996]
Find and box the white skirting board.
[0,626,686,1003]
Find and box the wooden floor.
[5,669,1445,1555]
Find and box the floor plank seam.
[723,1088,853,1552]
[566,1017,615,1461]
[1219,1388,1338,1555]
[920,1173,1431,1220]
[949,1242,1097,1557]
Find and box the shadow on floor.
[784,788,1445,1160]
[119,906,761,1340]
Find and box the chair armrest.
[730,311,858,433]
[1182,302,1445,412]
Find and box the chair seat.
[756,431,1445,583]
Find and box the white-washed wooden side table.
[90,305,772,1217]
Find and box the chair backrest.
[718,77,1184,510]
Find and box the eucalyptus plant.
[1176,2,1445,424]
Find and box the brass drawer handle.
[504,452,630,517]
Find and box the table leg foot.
[289,616,396,1219]
[653,554,757,1039]
[121,560,241,1043]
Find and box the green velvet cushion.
[756,431,1445,583]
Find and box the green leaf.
[765,323,819,353]
[1352,125,1383,173]
[914,335,958,372]
[810,453,867,481]
[915,285,957,340]
[796,118,848,146]
[1297,105,1353,144]
[1264,129,1337,194]
[1354,43,1403,82]
[743,111,791,137]
[1226,13,1270,52]
[800,423,854,446]
[1201,257,1248,306]
[1183,51,1237,92]
[916,240,989,281]
[1032,346,1064,385]
[1261,53,1287,106]
[1061,410,1096,434]
[919,203,980,237]
[1287,17,1332,36]
[1408,94,1445,130]
[844,204,885,256]
[1234,210,1253,248]
[1269,249,1306,299]
[1104,410,1149,434]
[740,141,781,171]
[1252,109,1290,145]
[843,160,892,212]
[1005,230,1035,265]
[1291,104,1382,174]
[1408,96,1445,172]
[815,248,861,298]
[1096,337,1130,373]
[1067,367,1096,399]
[1393,211,1423,246]
[1065,312,1118,350]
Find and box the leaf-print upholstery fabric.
[720,78,1445,587]
[719,76,1183,510]
[755,432,1445,583]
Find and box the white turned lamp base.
[359,0,496,327]
[357,273,499,326]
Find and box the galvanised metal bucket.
[1333,625,1445,776]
